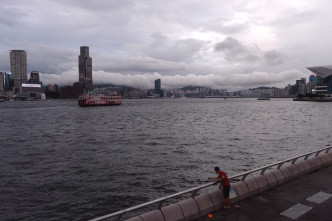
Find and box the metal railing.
[90,146,331,221]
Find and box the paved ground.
[198,164,332,221]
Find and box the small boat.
[78,94,122,107]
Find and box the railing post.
[191,189,198,198]
[315,151,322,156]
[116,214,123,221]
[241,174,249,181]
[291,157,299,164]
[277,162,285,169]
[304,154,311,160]
[260,168,268,175]
[158,200,165,209]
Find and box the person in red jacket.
[208,166,231,208]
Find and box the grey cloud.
[0,5,27,27]
[140,33,206,62]
[215,37,284,65]
[264,50,285,65]
[270,9,320,27]
[94,56,189,73]
[0,15,19,27]
[202,20,247,35]
[214,37,261,62]
[55,0,136,12]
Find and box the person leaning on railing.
[208,166,231,209]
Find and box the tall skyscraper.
[78,46,93,90]
[155,79,161,92]
[10,50,27,87]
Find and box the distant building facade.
[45,84,58,92]
[10,50,27,87]
[60,82,85,99]
[155,79,161,92]
[78,46,93,90]
[154,79,163,97]
[296,78,307,95]
[0,72,4,91]
[21,83,43,93]
[309,74,317,83]
[28,71,41,85]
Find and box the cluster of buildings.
[238,76,316,98]
[0,46,93,100]
[238,66,332,98]
[1,46,332,100]
[124,66,332,99]
[0,50,58,100]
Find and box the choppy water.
[0,98,331,220]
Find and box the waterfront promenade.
[198,163,332,221]
[90,148,331,221]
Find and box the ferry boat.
[78,94,122,107]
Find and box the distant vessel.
[257,93,270,100]
[78,94,122,107]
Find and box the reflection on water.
[0,98,331,220]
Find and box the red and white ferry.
[78,94,122,107]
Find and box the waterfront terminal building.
[307,65,332,95]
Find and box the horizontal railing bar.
[230,146,331,180]
[90,146,331,221]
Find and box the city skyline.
[1,1,332,90]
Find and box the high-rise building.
[10,50,27,87]
[78,46,93,90]
[155,79,161,92]
[296,78,306,95]
[0,72,4,91]
[154,79,163,97]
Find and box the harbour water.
[0,98,331,220]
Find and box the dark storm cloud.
[215,37,284,65]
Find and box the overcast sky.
[1,0,332,90]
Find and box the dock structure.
[90,147,332,221]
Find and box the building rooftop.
[307,65,332,78]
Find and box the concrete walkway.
[198,164,332,221]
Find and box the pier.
[90,147,332,221]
